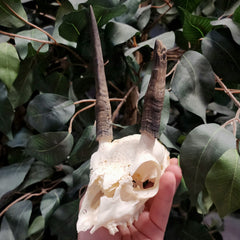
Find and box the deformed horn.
[89,6,113,142]
[140,40,167,138]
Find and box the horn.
[140,40,167,138]
[89,6,113,142]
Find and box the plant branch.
[68,103,96,133]
[112,86,136,123]
[2,1,57,44]
[215,74,240,109]
[0,30,53,44]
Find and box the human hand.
[78,158,182,240]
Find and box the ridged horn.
[89,5,113,142]
[140,40,167,138]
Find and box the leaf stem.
[215,74,240,109]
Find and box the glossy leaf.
[0,82,14,138]
[92,5,127,27]
[68,0,87,9]
[181,8,213,43]
[26,93,75,133]
[8,58,34,108]
[28,216,45,237]
[0,217,15,240]
[202,30,240,84]
[0,0,28,28]
[15,29,49,59]
[52,1,76,47]
[171,50,215,122]
[69,125,97,166]
[211,18,240,45]
[233,5,240,23]
[7,128,32,148]
[173,0,202,12]
[19,161,54,190]
[26,132,74,166]
[0,43,20,89]
[105,21,138,46]
[206,149,240,217]
[69,160,90,196]
[59,9,88,42]
[180,123,236,203]
[125,31,175,56]
[40,188,65,220]
[49,200,79,240]
[5,200,32,240]
[0,159,33,199]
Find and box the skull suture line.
[76,6,170,236]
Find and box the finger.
[169,157,178,165]
[128,224,150,240]
[134,211,164,240]
[118,224,131,240]
[165,164,182,188]
[150,171,176,232]
[78,227,121,240]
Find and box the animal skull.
[76,6,170,235]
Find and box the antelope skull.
[76,6,170,235]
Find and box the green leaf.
[52,1,76,47]
[91,5,127,27]
[19,161,54,190]
[40,188,65,220]
[180,220,212,240]
[59,9,88,42]
[202,30,240,84]
[5,200,32,240]
[26,93,75,133]
[181,8,213,43]
[71,160,90,192]
[68,0,87,9]
[69,125,97,166]
[136,5,151,30]
[15,29,49,59]
[171,51,215,122]
[0,0,28,28]
[124,31,175,56]
[7,128,32,148]
[180,123,236,203]
[49,200,79,240]
[0,42,20,89]
[105,21,139,46]
[233,5,240,23]
[115,0,140,24]
[0,159,33,199]
[0,82,14,138]
[26,132,74,166]
[211,18,240,45]
[0,217,15,240]
[173,0,203,12]
[28,216,45,237]
[206,149,240,217]
[36,72,70,97]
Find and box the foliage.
[0,0,240,239]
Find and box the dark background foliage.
[0,0,240,239]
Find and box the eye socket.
[132,160,160,191]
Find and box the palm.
[78,158,182,240]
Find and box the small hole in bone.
[81,209,87,215]
[143,180,154,189]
